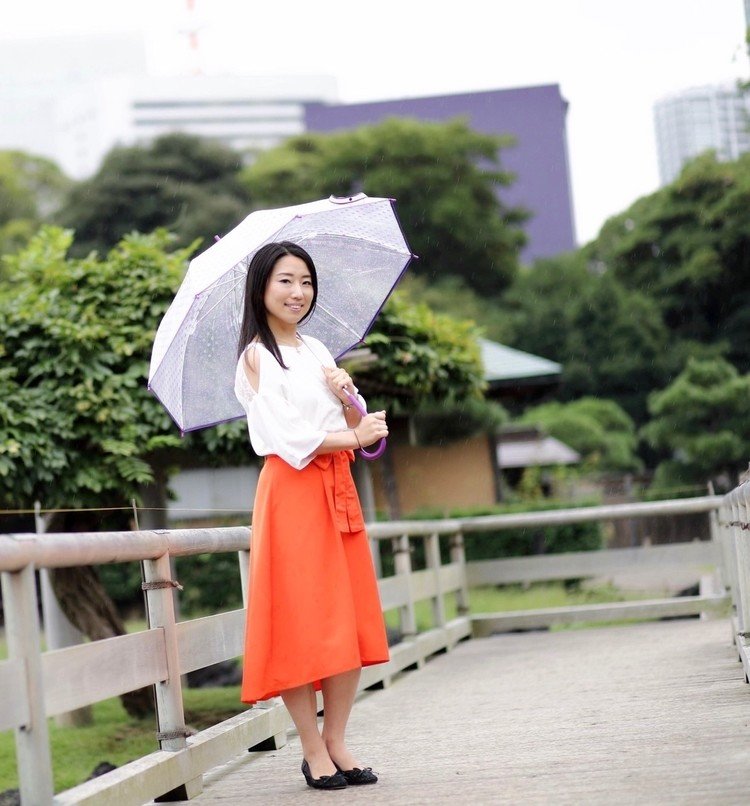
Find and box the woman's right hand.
[354,411,388,447]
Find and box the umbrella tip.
[214,235,221,242]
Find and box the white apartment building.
[654,83,750,185]
[129,74,337,157]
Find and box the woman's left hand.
[323,366,354,403]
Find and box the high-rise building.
[653,83,750,185]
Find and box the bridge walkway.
[171,618,748,805]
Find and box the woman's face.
[263,254,314,330]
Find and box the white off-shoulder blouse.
[234,335,364,470]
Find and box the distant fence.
[0,494,728,805]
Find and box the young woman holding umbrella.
[234,241,390,790]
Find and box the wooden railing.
[0,495,728,805]
[716,478,750,681]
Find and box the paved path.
[178,619,750,805]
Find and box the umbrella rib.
[201,267,246,290]
[195,278,242,323]
[314,302,364,341]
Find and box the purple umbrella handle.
[344,390,386,460]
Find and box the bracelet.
[351,428,362,450]
[342,401,352,410]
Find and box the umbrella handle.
[344,390,387,460]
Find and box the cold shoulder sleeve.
[234,346,327,470]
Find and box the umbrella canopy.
[149,194,413,433]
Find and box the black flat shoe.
[335,764,378,785]
[301,759,348,790]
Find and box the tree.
[642,357,750,492]
[396,273,515,344]
[519,397,641,472]
[588,151,750,372]
[501,252,675,422]
[357,292,488,414]
[0,226,251,716]
[241,117,526,296]
[56,133,252,256]
[0,150,70,259]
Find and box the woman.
[234,241,390,790]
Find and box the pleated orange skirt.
[240,451,390,704]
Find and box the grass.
[0,580,678,794]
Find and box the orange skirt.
[240,451,390,703]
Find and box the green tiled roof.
[479,338,562,383]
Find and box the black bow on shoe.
[336,765,378,785]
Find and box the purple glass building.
[305,84,577,264]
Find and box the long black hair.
[237,241,318,369]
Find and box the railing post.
[142,552,203,801]
[393,534,416,639]
[716,500,739,622]
[424,532,446,629]
[1,557,54,805]
[237,548,251,609]
[732,489,750,646]
[450,531,470,617]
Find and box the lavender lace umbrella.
[148,194,414,455]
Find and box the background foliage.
[57,133,252,257]
[519,397,641,472]
[0,150,70,261]
[642,357,750,492]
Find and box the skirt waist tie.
[311,450,365,534]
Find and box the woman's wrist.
[350,427,362,450]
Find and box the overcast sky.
[2,0,747,244]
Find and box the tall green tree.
[588,151,750,372]
[56,133,252,256]
[0,226,226,716]
[241,117,526,296]
[501,253,675,422]
[642,357,750,491]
